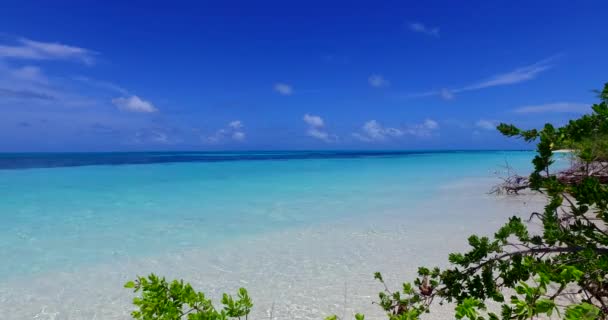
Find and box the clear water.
[3,150,578,319]
[0,150,542,280]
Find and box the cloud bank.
[353,119,439,142]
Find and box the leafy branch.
[124,274,252,320]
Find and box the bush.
[124,274,252,320]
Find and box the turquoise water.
[0,151,541,280]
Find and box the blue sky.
[1,1,607,151]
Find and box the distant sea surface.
[0,150,542,278]
[0,150,529,169]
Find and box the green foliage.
[221,288,252,318]
[368,82,608,320]
[125,274,252,320]
[565,303,602,320]
[324,313,365,320]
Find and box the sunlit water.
[0,151,566,319]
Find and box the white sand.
[0,178,547,320]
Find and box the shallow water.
[0,151,557,319]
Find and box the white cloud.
[232,131,246,141]
[423,119,439,130]
[407,56,558,99]
[359,120,404,141]
[462,58,553,91]
[274,83,293,96]
[0,61,151,112]
[302,114,337,143]
[204,120,246,143]
[353,119,438,142]
[407,119,440,137]
[307,128,331,141]
[475,119,498,130]
[303,114,324,127]
[112,95,158,113]
[408,22,440,37]
[0,62,61,102]
[150,132,169,143]
[368,74,390,88]
[228,120,243,129]
[0,38,96,65]
[513,102,589,114]
[362,120,385,140]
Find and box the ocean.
[0,151,556,319]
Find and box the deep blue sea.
[0,150,527,169]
